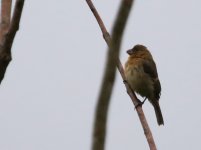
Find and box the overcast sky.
[0,0,201,150]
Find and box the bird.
[124,44,164,125]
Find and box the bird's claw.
[141,98,147,104]
[135,98,147,109]
[135,99,143,109]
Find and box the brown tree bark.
[0,0,25,84]
[0,0,12,42]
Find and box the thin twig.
[86,0,157,150]
[0,0,25,84]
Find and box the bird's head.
[127,44,153,59]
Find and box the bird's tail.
[153,101,164,125]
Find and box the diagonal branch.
[0,0,25,84]
[86,0,157,150]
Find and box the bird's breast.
[125,63,154,98]
[125,65,144,88]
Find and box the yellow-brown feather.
[125,44,164,125]
[125,57,154,99]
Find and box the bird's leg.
[123,80,146,109]
[135,99,143,109]
[141,98,147,104]
[135,98,147,109]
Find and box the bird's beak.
[126,49,133,55]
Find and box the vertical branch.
[90,0,134,150]
[0,0,25,84]
[86,0,157,150]
[0,0,12,42]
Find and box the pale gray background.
[0,0,201,150]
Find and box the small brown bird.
[125,44,164,125]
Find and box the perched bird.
[124,44,164,125]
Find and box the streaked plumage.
[125,44,164,125]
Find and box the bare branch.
[0,0,25,84]
[0,0,12,42]
[86,0,157,150]
[91,0,134,150]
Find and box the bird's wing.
[142,59,161,100]
[142,59,158,78]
